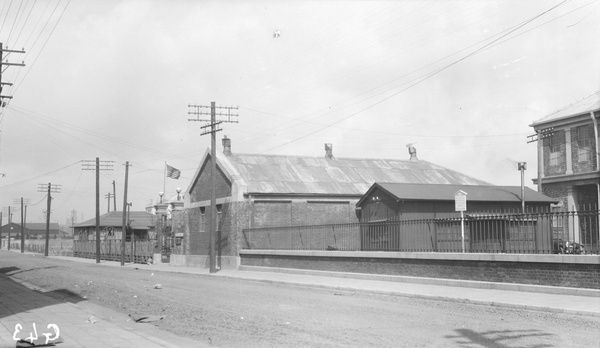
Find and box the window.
[199,207,206,232]
[577,126,592,162]
[548,134,561,166]
[217,205,223,231]
[552,215,563,228]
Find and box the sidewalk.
[51,254,600,318]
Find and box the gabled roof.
[357,182,558,206]
[531,91,600,127]
[73,211,155,230]
[212,152,491,197]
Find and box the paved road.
[1,251,599,347]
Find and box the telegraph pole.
[0,43,25,107]
[188,102,238,273]
[121,161,130,266]
[3,207,13,250]
[37,184,61,256]
[112,180,117,212]
[105,193,114,213]
[82,158,114,263]
[13,198,30,253]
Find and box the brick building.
[530,92,599,244]
[530,92,599,208]
[178,138,491,268]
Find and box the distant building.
[178,137,492,268]
[0,222,60,239]
[73,211,156,241]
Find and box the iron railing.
[73,239,155,263]
[242,208,600,254]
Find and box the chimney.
[324,143,334,159]
[408,145,418,162]
[222,136,231,156]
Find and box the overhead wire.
[255,0,575,154]
[232,3,537,147]
[0,160,80,190]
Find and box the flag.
[166,164,181,179]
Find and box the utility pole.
[37,183,61,256]
[112,180,117,212]
[121,161,130,266]
[188,102,238,273]
[70,209,77,239]
[0,42,25,107]
[105,193,114,213]
[82,158,114,263]
[518,162,527,214]
[13,198,30,253]
[7,206,12,250]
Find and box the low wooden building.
[356,183,558,252]
[73,211,156,241]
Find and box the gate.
[161,226,172,263]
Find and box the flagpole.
[163,162,166,199]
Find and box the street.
[1,251,598,347]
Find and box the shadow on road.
[0,266,59,276]
[0,266,86,320]
[445,328,554,348]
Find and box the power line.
[256,0,574,154]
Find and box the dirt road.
[1,252,598,347]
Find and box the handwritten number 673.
[13,323,60,345]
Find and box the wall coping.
[240,249,600,265]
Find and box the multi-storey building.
[530,92,599,246]
[530,92,599,209]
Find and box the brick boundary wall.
[240,250,600,289]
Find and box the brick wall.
[189,156,231,203]
[241,253,600,289]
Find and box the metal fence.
[2,239,73,255]
[73,239,155,263]
[242,207,600,254]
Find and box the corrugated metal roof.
[74,211,155,229]
[221,153,491,196]
[531,91,600,127]
[362,183,557,205]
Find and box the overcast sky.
[0,0,598,226]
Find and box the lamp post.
[518,162,527,214]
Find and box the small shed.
[356,183,558,252]
[357,183,558,221]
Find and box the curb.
[221,269,600,318]
[238,265,600,297]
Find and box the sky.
[0,0,598,227]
